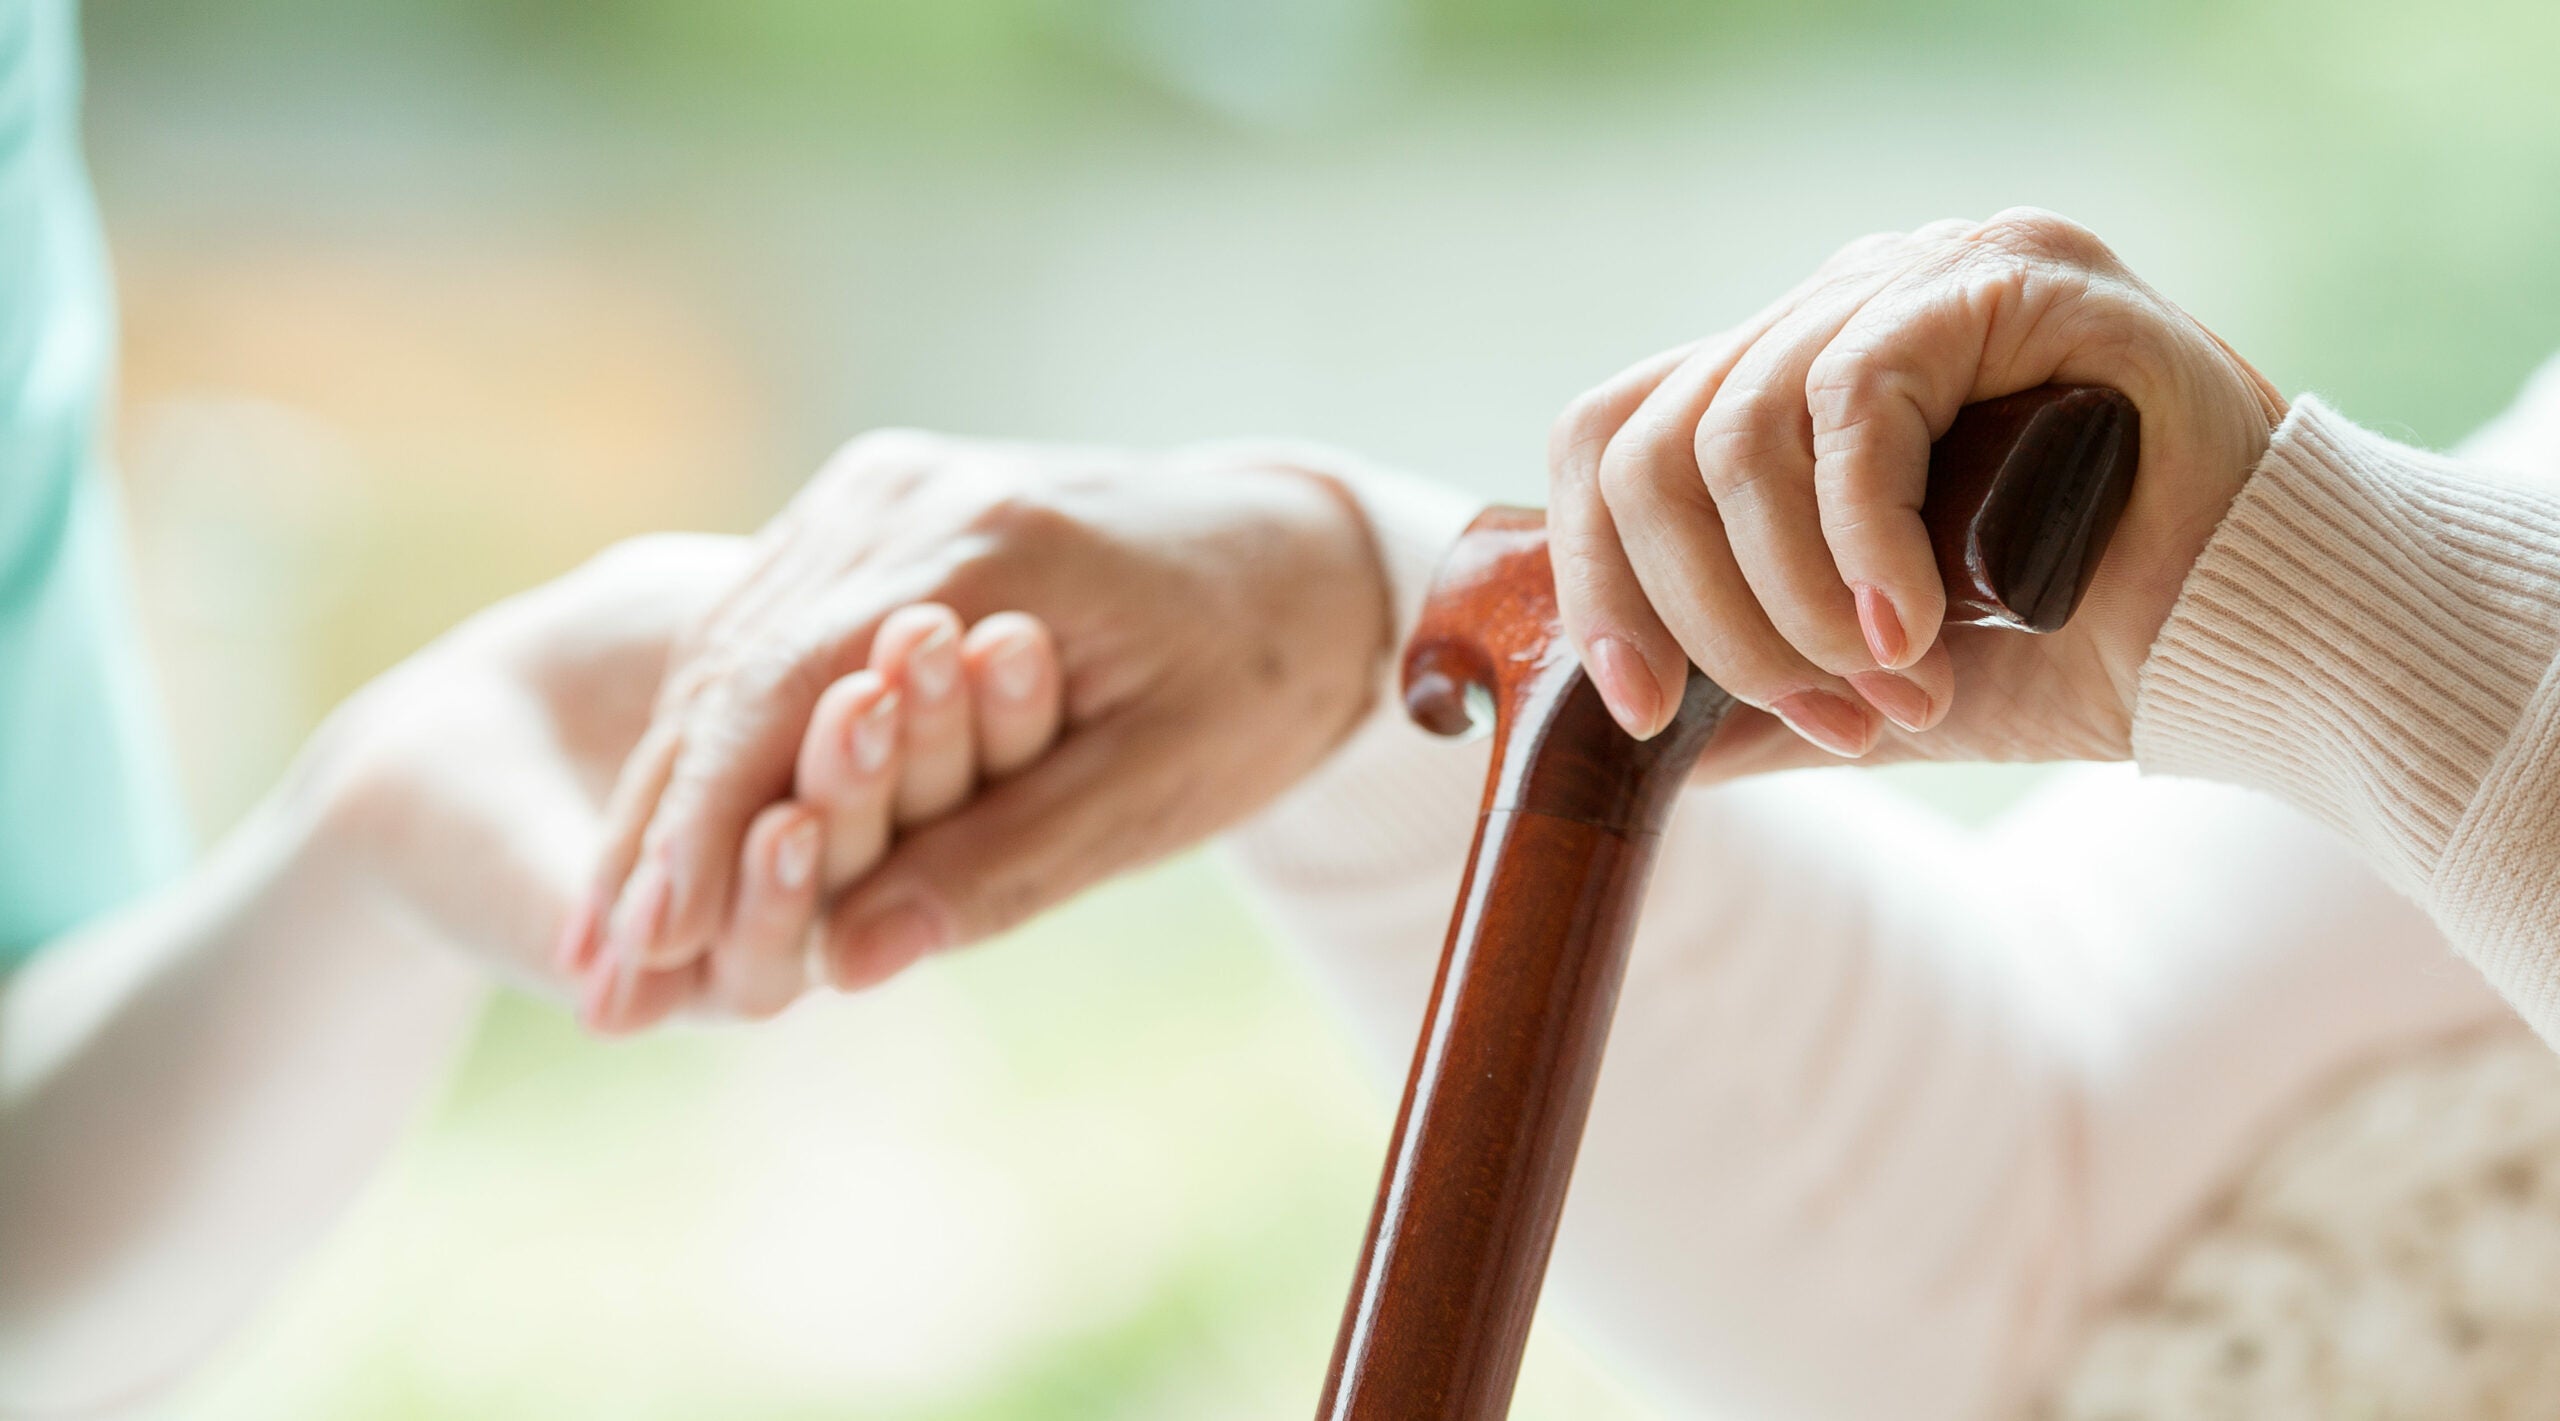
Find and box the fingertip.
[1852,583,1909,669]
[964,611,1053,705]
[631,821,734,975]
[582,961,696,1038]
[799,669,898,795]
[880,602,975,826]
[552,887,606,977]
[707,802,824,1020]
[576,953,639,1037]
[600,848,673,980]
[752,801,823,899]
[1890,640,1957,732]
[876,602,965,705]
[797,670,902,891]
[1769,687,1882,758]
[1846,668,1935,734]
[575,958,613,1034]
[965,612,1062,776]
[1586,634,1668,740]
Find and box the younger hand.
[1550,208,2287,773]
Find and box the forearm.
[1230,712,2094,1418]
[1233,723,2510,1419]
[2133,394,2560,1045]
[0,786,485,1414]
[1221,462,2085,1415]
[1224,457,2507,1419]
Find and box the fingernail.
[851,690,900,774]
[909,623,959,702]
[1587,636,1662,738]
[1848,669,1933,733]
[604,854,672,974]
[833,902,950,990]
[773,818,818,891]
[1770,689,1876,758]
[576,956,619,1035]
[1853,583,1910,669]
[552,889,602,975]
[987,629,1043,703]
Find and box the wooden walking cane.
[1315,385,2140,1421]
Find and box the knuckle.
[960,485,1076,547]
[1804,355,1924,464]
[1819,229,1906,275]
[1972,207,2112,269]
[1548,516,1628,577]
[1549,536,1642,622]
[816,427,950,493]
[941,488,1084,604]
[1548,390,1622,480]
[1594,423,1705,516]
[725,632,825,710]
[661,647,730,710]
[1692,406,1799,504]
[1803,344,1889,414]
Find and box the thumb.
[817,714,1176,990]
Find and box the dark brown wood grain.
[1315,384,2136,1421]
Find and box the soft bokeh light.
[81,0,2560,1415]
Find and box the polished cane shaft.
[1316,385,2139,1421]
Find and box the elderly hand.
[559,598,1068,1029]
[563,433,1394,1032]
[1550,208,2287,774]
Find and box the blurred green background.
[82,0,2560,1416]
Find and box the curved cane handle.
[1316,384,2137,1421]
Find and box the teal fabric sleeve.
[0,0,190,964]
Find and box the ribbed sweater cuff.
[2132,397,2560,907]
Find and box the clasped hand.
[348,208,2291,1036]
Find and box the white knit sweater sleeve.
[1224,460,2506,1420]
[2133,364,2560,1047]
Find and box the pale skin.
[578,209,2290,1020]
[0,533,1053,1408]
[559,436,1395,1033]
[0,208,2346,1410]
[1549,207,2288,769]
[557,600,1068,1032]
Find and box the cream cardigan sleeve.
[2134,361,2560,1046]
[1225,458,2512,1420]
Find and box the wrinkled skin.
[565,435,1393,1030]
[571,209,2289,1025]
[1547,207,2286,772]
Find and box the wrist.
[2094,350,2292,748]
[1174,437,1481,655]
[2133,396,2560,892]
[1166,440,1399,713]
